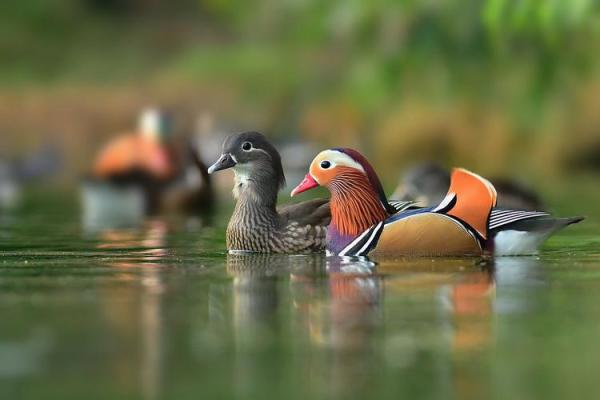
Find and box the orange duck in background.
[82,108,213,231]
[93,107,177,184]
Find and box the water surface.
[0,188,599,400]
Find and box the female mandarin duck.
[208,131,330,253]
[291,148,583,257]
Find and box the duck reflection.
[225,253,323,399]
[286,256,383,398]
[226,253,286,349]
[94,219,169,400]
[325,257,383,398]
[326,257,381,350]
[449,260,495,399]
[450,260,495,353]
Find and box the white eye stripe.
[315,150,365,173]
[253,147,271,157]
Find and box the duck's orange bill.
[291,174,319,197]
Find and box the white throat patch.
[232,164,252,198]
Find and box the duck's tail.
[489,215,584,256]
[433,168,497,240]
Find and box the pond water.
[0,186,599,400]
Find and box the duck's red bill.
[291,174,319,197]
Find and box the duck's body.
[93,133,176,182]
[227,197,328,253]
[292,148,582,257]
[208,131,329,253]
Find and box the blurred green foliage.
[1,0,599,178]
[2,0,597,88]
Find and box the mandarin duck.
[90,108,178,213]
[291,148,583,257]
[207,131,330,253]
[93,108,177,183]
[88,108,215,215]
[392,162,544,211]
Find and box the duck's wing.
[388,200,421,213]
[489,209,550,230]
[278,198,331,227]
[432,168,497,240]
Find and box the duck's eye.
[320,160,331,169]
[241,142,252,151]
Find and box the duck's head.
[208,131,285,194]
[139,107,171,142]
[292,148,396,214]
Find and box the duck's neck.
[232,165,279,211]
[329,172,390,237]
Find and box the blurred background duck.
[392,162,544,211]
[82,108,213,231]
[0,143,62,209]
[207,131,330,253]
[292,149,582,257]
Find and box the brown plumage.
[208,131,330,253]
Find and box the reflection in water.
[2,188,595,399]
[449,260,495,399]
[227,253,283,349]
[225,253,323,399]
[139,268,164,400]
[224,254,383,400]
[451,260,495,353]
[0,330,53,379]
[94,219,169,400]
[325,257,382,399]
[223,254,526,400]
[494,256,546,314]
[377,257,496,399]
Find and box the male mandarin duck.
[392,162,544,211]
[291,148,583,257]
[93,108,177,182]
[208,131,330,253]
[86,108,213,217]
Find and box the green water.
[0,187,599,400]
